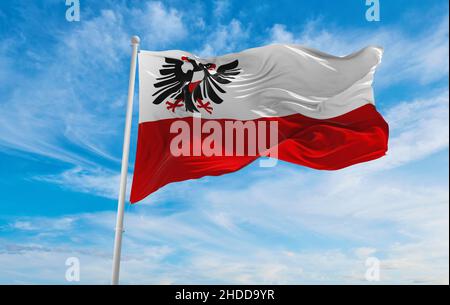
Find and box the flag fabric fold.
[130,44,388,203]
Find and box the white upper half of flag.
[138,44,383,123]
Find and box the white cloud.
[35,167,123,200]
[0,2,189,166]
[11,217,74,232]
[213,0,231,19]
[377,90,449,169]
[269,24,296,44]
[131,2,186,48]
[197,19,249,57]
[0,9,128,165]
[354,247,377,259]
[2,165,448,284]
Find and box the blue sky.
[0,0,448,284]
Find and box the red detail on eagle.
[196,98,213,114]
[188,81,201,93]
[165,99,184,112]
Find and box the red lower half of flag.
[130,104,388,203]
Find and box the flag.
[130,44,389,203]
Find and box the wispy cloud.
[0,9,127,165]
[1,157,448,284]
[213,0,231,19]
[197,19,250,57]
[131,2,187,48]
[35,167,123,200]
[0,2,189,166]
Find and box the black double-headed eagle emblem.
[152,56,241,114]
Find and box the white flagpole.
[111,35,140,285]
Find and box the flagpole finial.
[131,35,140,45]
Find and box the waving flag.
[130,44,389,203]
